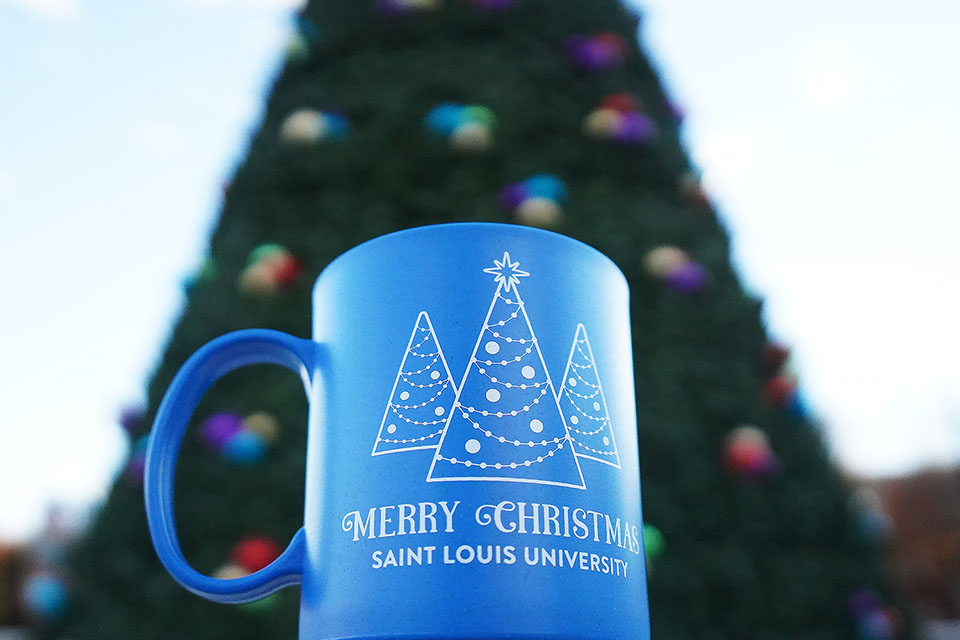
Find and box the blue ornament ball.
[524,174,567,203]
[785,389,810,419]
[22,574,69,620]
[222,430,268,464]
[324,112,349,139]
[425,103,466,136]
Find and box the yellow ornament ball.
[515,197,562,228]
[644,246,689,278]
[238,263,280,296]
[280,109,327,144]
[243,412,280,442]
[213,564,250,580]
[450,122,492,152]
[583,108,623,139]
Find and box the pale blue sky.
[1,0,958,542]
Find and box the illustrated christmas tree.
[373,311,457,455]
[558,324,621,468]
[426,252,585,488]
[49,1,917,639]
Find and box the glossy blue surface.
[146,223,650,639]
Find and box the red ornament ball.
[761,342,791,374]
[261,251,303,286]
[724,426,779,479]
[602,92,641,113]
[763,375,796,407]
[231,537,283,573]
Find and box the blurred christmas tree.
[50,1,914,638]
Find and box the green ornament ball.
[465,105,496,128]
[285,33,309,62]
[642,523,665,561]
[240,592,282,615]
[248,243,289,266]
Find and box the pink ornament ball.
[200,412,244,451]
[665,260,708,294]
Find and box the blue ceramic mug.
[145,222,650,639]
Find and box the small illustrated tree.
[374,311,457,455]
[51,1,915,639]
[558,323,621,468]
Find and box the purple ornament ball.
[125,454,146,485]
[118,405,146,434]
[470,0,515,9]
[200,412,245,451]
[374,0,405,15]
[666,100,685,123]
[665,261,709,294]
[847,589,881,619]
[563,35,588,55]
[614,112,656,144]
[576,40,611,71]
[498,183,530,210]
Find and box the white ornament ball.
[450,122,492,151]
[644,246,690,278]
[280,109,327,144]
[214,564,250,580]
[242,412,280,442]
[583,108,623,139]
[238,263,280,295]
[515,197,562,228]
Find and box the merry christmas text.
[341,500,641,555]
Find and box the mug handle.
[144,329,319,604]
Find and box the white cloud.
[795,38,858,110]
[3,0,79,19]
[694,131,759,190]
[0,168,12,201]
[132,121,188,156]
[179,0,304,8]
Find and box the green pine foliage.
[52,1,911,638]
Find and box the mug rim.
[313,222,626,295]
